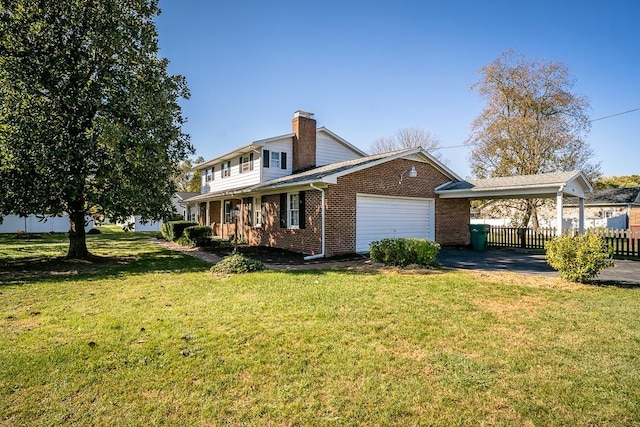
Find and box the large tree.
[467,50,599,227]
[370,127,445,161]
[0,0,192,258]
[175,156,204,193]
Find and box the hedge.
[369,238,440,267]
[161,221,198,242]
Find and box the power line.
[435,107,640,150]
[589,107,640,122]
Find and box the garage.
[355,194,435,252]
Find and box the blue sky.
[155,0,639,179]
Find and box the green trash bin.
[469,224,491,251]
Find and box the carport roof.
[435,170,593,200]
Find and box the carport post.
[556,192,564,236]
[578,198,585,234]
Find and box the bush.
[182,226,212,247]
[210,253,266,274]
[161,221,198,242]
[369,238,440,267]
[545,234,614,283]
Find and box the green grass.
[1,230,639,425]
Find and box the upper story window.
[240,153,254,173]
[271,151,280,168]
[221,161,231,178]
[263,149,287,170]
[205,167,214,182]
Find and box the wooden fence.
[486,226,640,258]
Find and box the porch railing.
[486,226,640,258]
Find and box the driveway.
[437,247,640,287]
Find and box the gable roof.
[317,126,367,157]
[436,170,593,199]
[185,147,462,202]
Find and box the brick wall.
[242,192,323,255]
[292,113,317,173]
[240,158,470,256]
[324,158,470,255]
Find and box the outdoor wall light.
[399,165,418,184]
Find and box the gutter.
[303,183,326,260]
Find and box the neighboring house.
[558,187,640,230]
[133,192,200,232]
[0,214,94,234]
[186,111,471,257]
[472,187,640,231]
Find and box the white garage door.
[356,194,435,253]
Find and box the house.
[0,214,94,234]
[133,192,200,232]
[558,187,640,230]
[185,111,471,257]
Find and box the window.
[280,192,305,229]
[221,161,230,178]
[271,151,280,169]
[253,196,264,226]
[205,167,214,182]
[240,153,253,173]
[224,201,232,223]
[263,150,286,170]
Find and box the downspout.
[303,183,325,260]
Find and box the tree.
[593,175,640,189]
[0,0,192,258]
[467,50,600,228]
[370,127,445,161]
[175,156,204,193]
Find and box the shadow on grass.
[0,230,211,286]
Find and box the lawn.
[1,229,639,426]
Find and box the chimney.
[292,110,317,173]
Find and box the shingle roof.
[185,147,458,203]
[437,171,584,192]
[564,187,640,206]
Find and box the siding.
[202,154,260,194]
[316,133,363,166]
[262,138,293,181]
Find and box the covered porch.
[189,194,248,240]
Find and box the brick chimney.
[292,110,317,173]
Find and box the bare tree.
[467,50,600,228]
[371,127,445,161]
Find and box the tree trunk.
[520,200,533,228]
[67,209,90,259]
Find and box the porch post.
[578,198,585,234]
[556,192,564,236]
[206,202,210,227]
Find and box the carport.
[435,170,593,235]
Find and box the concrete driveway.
[437,247,640,287]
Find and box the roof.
[564,187,640,207]
[175,192,200,201]
[194,126,367,171]
[436,170,593,199]
[185,147,462,203]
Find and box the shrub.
[545,234,614,283]
[210,253,266,274]
[161,221,198,241]
[369,238,440,267]
[87,228,101,234]
[182,226,212,247]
